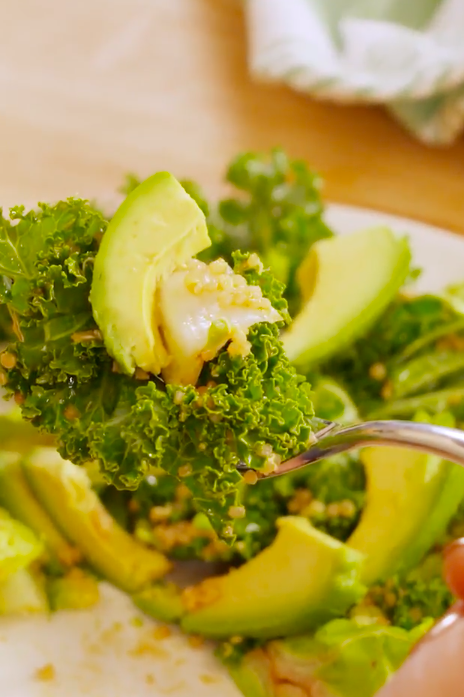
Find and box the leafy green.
[390,350,464,399]
[221,618,431,697]
[212,149,333,315]
[326,293,464,416]
[0,201,314,538]
[369,573,453,631]
[366,551,454,631]
[370,384,464,419]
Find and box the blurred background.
[1,0,464,231]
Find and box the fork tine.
[311,418,339,439]
[236,419,339,473]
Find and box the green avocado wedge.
[90,172,211,376]
[0,409,55,453]
[0,452,80,572]
[132,582,185,623]
[0,569,48,616]
[348,411,464,585]
[22,448,171,593]
[181,517,366,639]
[282,227,411,369]
[0,507,44,582]
[46,570,100,612]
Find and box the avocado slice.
[181,516,366,639]
[22,448,171,593]
[0,568,48,615]
[0,452,80,571]
[282,227,411,368]
[0,408,55,453]
[348,412,464,585]
[132,582,185,623]
[91,174,282,385]
[46,569,100,612]
[0,506,44,581]
[90,172,211,376]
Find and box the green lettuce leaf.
[222,618,432,697]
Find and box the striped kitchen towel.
[245,0,464,145]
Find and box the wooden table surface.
[1,0,464,232]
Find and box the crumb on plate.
[34,664,55,682]
[153,625,171,640]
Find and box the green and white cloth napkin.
[245,0,464,144]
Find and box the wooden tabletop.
[1,0,464,232]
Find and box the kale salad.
[0,149,463,697]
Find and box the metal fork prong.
[235,419,340,474]
[269,419,464,478]
[237,419,464,480]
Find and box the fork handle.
[271,420,464,478]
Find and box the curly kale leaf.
[0,202,314,538]
[125,318,313,530]
[216,149,333,316]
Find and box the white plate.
[2,204,464,697]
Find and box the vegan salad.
[0,149,463,697]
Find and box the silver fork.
[240,419,464,478]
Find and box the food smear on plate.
[0,150,464,697]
